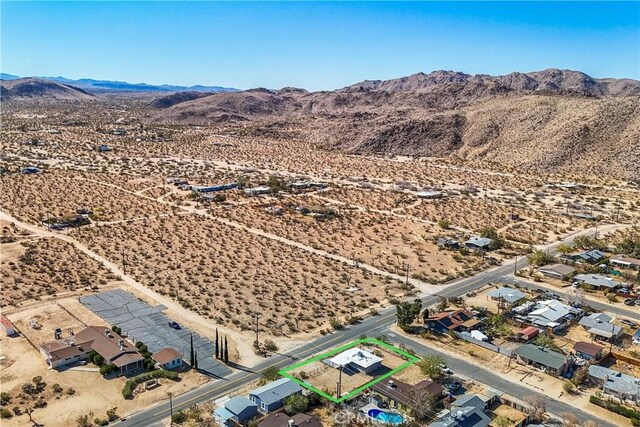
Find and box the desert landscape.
[1,66,639,427]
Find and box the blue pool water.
[367,409,405,424]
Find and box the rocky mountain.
[149,69,640,180]
[1,73,238,93]
[0,78,96,101]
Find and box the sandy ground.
[0,304,209,427]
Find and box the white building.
[325,347,382,374]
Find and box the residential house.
[517,326,540,342]
[513,344,568,376]
[258,412,322,427]
[290,181,327,191]
[610,255,640,270]
[0,315,16,336]
[325,347,382,374]
[214,396,259,427]
[244,186,272,196]
[191,183,239,193]
[559,249,606,264]
[487,287,526,307]
[416,191,444,199]
[573,342,605,361]
[152,347,183,370]
[370,377,443,412]
[437,237,459,250]
[525,300,581,332]
[426,310,479,334]
[572,274,625,291]
[249,378,302,414]
[40,326,144,373]
[464,237,493,251]
[538,264,576,280]
[579,313,623,342]
[430,394,492,427]
[588,365,640,404]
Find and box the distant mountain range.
[148,68,640,180]
[0,73,238,93]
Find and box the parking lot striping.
[80,289,232,377]
[278,338,419,404]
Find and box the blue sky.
[2,1,639,91]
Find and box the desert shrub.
[66,387,76,395]
[171,411,187,424]
[122,370,179,399]
[106,407,119,422]
[52,383,63,393]
[100,363,118,376]
[329,317,344,331]
[0,409,13,419]
[264,339,279,352]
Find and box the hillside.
[0,78,95,101]
[148,69,640,180]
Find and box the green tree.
[223,336,229,363]
[486,315,511,337]
[215,328,220,359]
[417,355,446,382]
[478,226,505,249]
[556,244,573,255]
[267,176,283,193]
[284,393,309,414]
[261,366,280,382]
[396,299,422,330]
[194,350,199,370]
[534,334,558,351]
[493,415,512,427]
[189,333,194,367]
[527,250,554,267]
[236,175,249,189]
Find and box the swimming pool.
[367,408,405,424]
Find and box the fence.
[457,332,513,357]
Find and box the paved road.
[384,332,617,427]
[117,224,629,425]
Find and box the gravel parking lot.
[80,289,232,377]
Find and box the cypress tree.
[189,333,195,367]
[224,336,229,364]
[215,328,219,359]
[194,350,199,370]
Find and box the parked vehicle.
[624,298,636,306]
[168,321,181,330]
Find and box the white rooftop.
[327,347,382,369]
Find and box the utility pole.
[514,256,518,275]
[404,262,410,286]
[121,250,128,275]
[168,392,174,425]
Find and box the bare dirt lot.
[0,300,208,427]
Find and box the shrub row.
[122,370,179,399]
[590,395,640,422]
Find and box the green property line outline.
[278,338,420,403]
